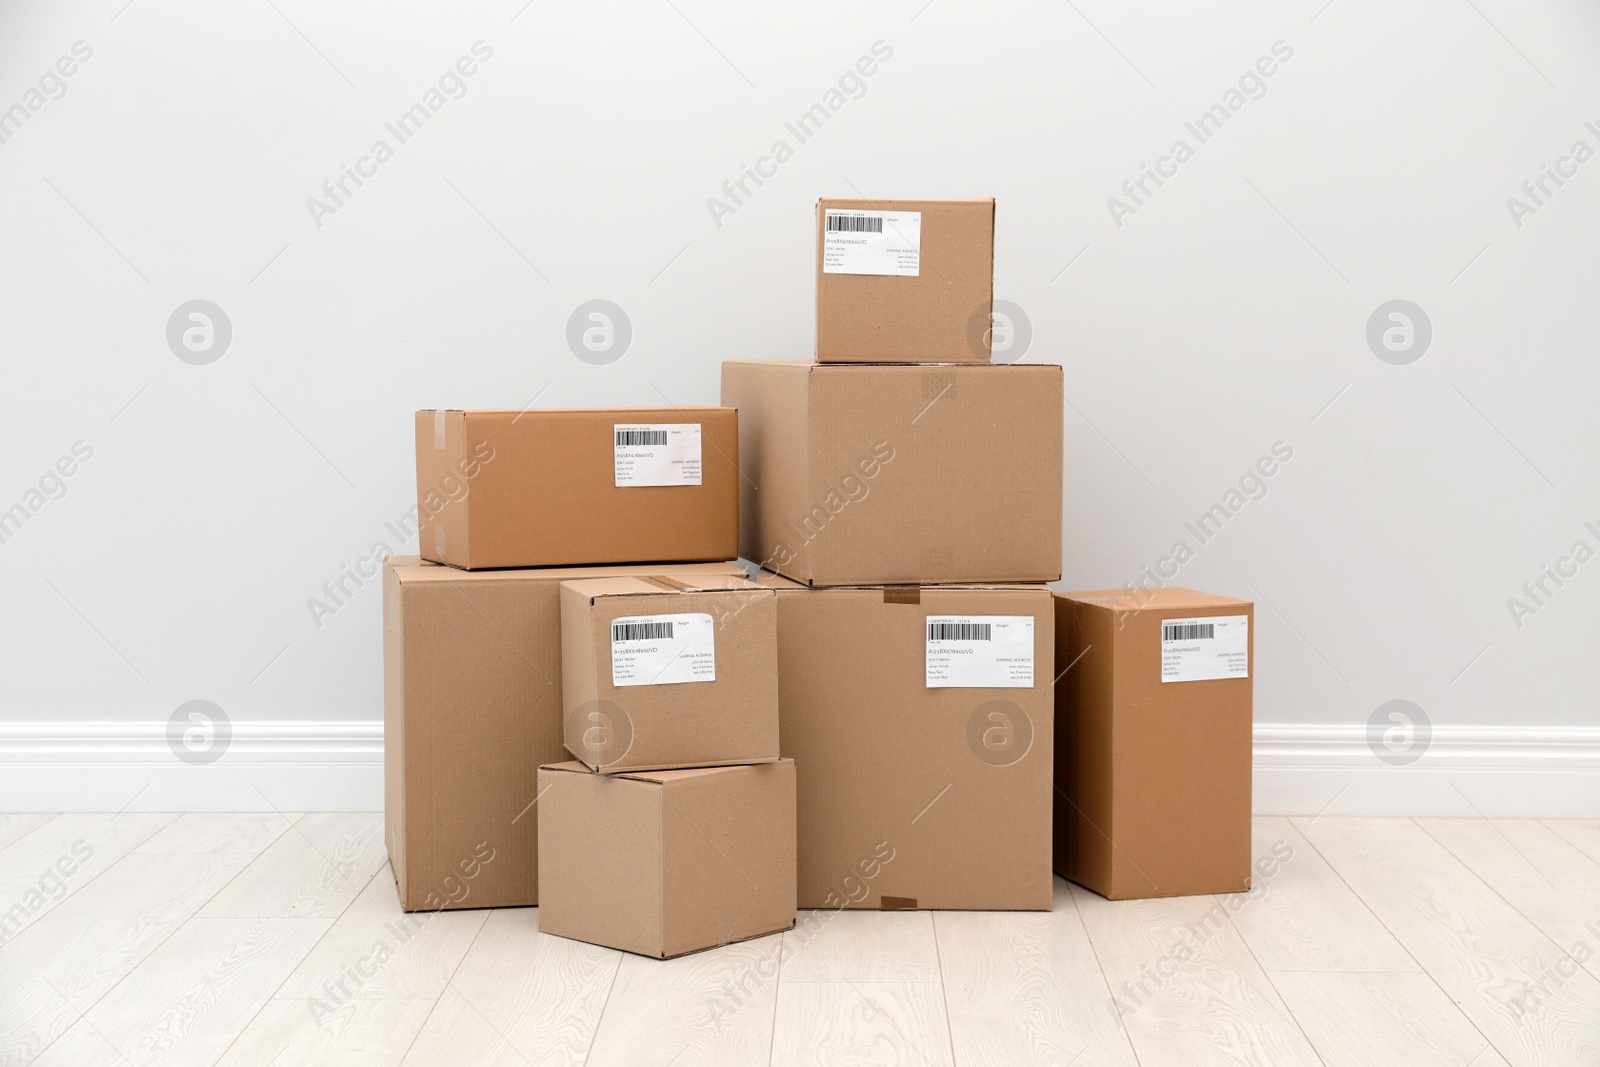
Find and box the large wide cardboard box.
[415,408,739,570]
[759,573,1053,910]
[560,575,780,773]
[1054,588,1254,899]
[816,197,994,363]
[722,360,1062,586]
[383,556,746,912]
[537,759,797,958]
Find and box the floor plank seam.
[212,852,389,1065]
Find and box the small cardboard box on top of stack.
[726,198,1063,910]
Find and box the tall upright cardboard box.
[722,360,1062,587]
[759,572,1053,910]
[383,556,745,912]
[1054,588,1254,899]
[815,198,994,363]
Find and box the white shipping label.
[822,210,921,277]
[925,615,1034,688]
[614,423,702,487]
[1161,615,1249,683]
[610,612,715,687]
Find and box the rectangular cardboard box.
[415,407,739,570]
[758,572,1053,910]
[816,197,994,363]
[722,360,1062,586]
[537,759,797,958]
[383,556,746,911]
[560,575,780,773]
[1054,588,1254,900]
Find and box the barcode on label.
[616,429,668,447]
[928,622,992,642]
[1164,622,1215,641]
[613,621,673,642]
[826,214,884,233]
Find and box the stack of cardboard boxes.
[724,199,1063,910]
[383,196,1256,957]
[384,407,798,957]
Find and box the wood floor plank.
[0,850,258,1066]
[1270,970,1510,1067]
[217,997,435,1066]
[934,878,1139,1067]
[133,812,299,856]
[587,934,784,1067]
[277,866,487,1000]
[198,813,385,919]
[0,812,176,946]
[1498,885,1600,982]
[1297,816,1600,1067]
[1415,818,1554,889]
[31,916,332,1067]
[781,908,940,983]
[402,907,618,1066]
[1069,881,1323,1066]
[1226,817,1418,973]
[1544,819,1600,866]
[771,981,954,1067]
[1492,819,1600,889]
[0,814,57,853]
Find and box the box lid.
[1061,588,1251,612]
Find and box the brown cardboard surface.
[536,760,797,958]
[414,408,739,570]
[560,576,780,773]
[758,572,1053,910]
[1054,589,1254,900]
[722,360,1062,586]
[382,557,745,912]
[815,198,994,363]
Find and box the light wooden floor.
[3,814,1600,1066]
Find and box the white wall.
[2,0,1597,813]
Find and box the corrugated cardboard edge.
[414,410,472,568]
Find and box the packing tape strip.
[879,895,918,911]
[434,410,446,450]
[432,524,446,559]
[639,575,696,593]
[883,587,921,605]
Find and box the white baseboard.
[1254,724,1600,818]
[0,720,383,813]
[1,721,1597,817]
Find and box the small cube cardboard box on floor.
[1053,588,1254,899]
[560,575,780,773]
[537,759,797,958]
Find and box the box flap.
[1063,588,1252,613]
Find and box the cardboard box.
[758,572,1053,910]
[383,556,746,912]
[815,197,994,363]
[1054,588,1254,900]
[536,759,797,958]
[415,407,739,570]
[721,360,1062,586]
[560,575,780,773]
